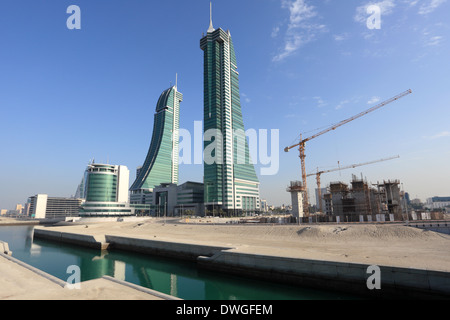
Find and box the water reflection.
[0,226,355,300]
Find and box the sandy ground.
[33,217,450,272]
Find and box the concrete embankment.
[33,227,450,299]
[0,241,12,255]
[198,249,450,299]
[34,229,231,259]
[104,234,233,260]
[34,228,110,250]
[409,221,450,235]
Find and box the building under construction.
[323,176,405,222]
[287,181,304,219]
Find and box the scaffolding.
[324,177,405,222]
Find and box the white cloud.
[335,100,349,110]
[430,131,450,139]
[367,96,381,104]
[334,96,362,110]
[403,0,419,6]
[271,26,280,38]
[418,0,447,14]
[354,0,396,24]
[422,131,450,140]
[241,93,251,103]
[273,0,327,62]
[399,0,419,7]
[424,35,443,46]
[313,96,327,108]
[285,0,317,28]
[333,33,349,42]
[419,26,445,48]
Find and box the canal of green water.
[0,225,358,300]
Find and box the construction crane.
[308,155,400,213]
[284,89,412,216]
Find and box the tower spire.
[208,2,215,33]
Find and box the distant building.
[0,209,7,216]
[260,199,268,213]
[426,197,450,210]
[28,194,83,219]
[74,165,89,199]
[28,194,48,218]
[79,163,134,217]
[15,204,23,214]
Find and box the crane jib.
[284,89,412,217]
[284,89,412,151]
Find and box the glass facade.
[86,174,117,202]
[80,164,134,217]
[85,164,118,202]
[130,86,183,194]
[177,182,204,205]
[200,26,260,213]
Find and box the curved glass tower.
[200,7,260,214]
[79,163,133,217]
[130,85,183,203]
[85,164,118,202]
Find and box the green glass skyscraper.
[130,85,183,204]
[200,5,260,214]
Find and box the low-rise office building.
[176,181,204,217]
[27,194,83,219]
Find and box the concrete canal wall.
[0,241,12,255]
[34,229,232,259]
[34,228,110,250]
[104,234,232,260]
[198,249,450,299]
[408,221,450,235]
[33,228,450,299]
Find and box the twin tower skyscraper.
[130,5,260,214]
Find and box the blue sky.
[1,0,449,210]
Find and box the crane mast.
[284,89,412,217]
